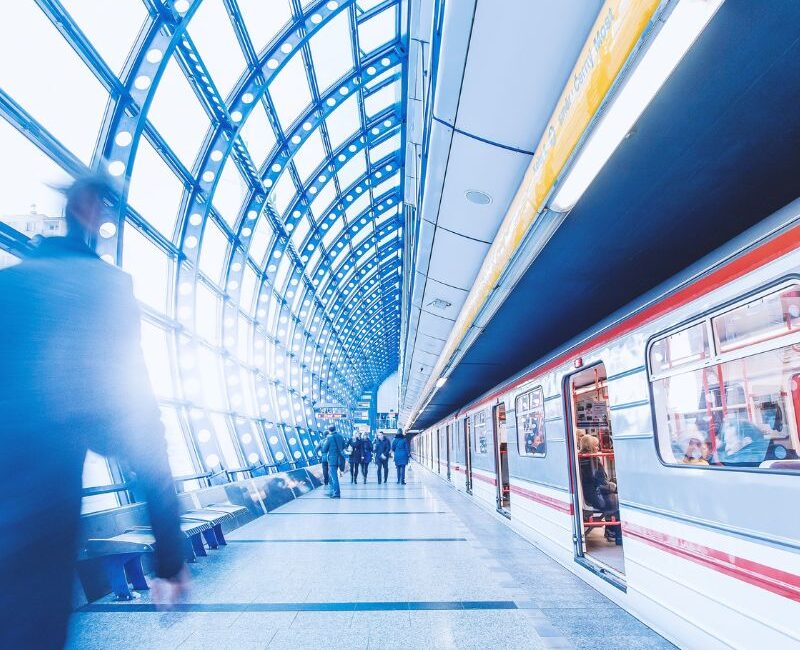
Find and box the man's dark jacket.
[0,235,184,648]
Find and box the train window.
[516,387,546,456]
[473,411,488,454]
[652,344,800,469]
[649,322,710,376]
[712,285,800,353]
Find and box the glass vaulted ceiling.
[0,0,405,492]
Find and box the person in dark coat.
[578,435,621,544]
[320,425,345,498]
[359,432,372,483]
[0,176,188,649]
[347,435,363,483]
[391,430,410,484]
[373,431,391,484]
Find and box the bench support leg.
[183,538,197,563]
[124,556,149,591]
[213,523,227,546]
[104,556,134,601]
[190,534,207,557]
[201,528,218,550]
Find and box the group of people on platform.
[317,426,410,498]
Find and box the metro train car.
[411,198,800,650]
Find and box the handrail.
[82,462,313,500]
[225,462,286,479]
[172,469,227,485]
[225,465,256,477]
[81,482,133,497]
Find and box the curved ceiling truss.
[0,0,406,475]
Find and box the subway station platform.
[67,465,674,650]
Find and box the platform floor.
[67,465,675,649]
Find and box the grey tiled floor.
[66,464,676,649]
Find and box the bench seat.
[82,532,157,601]
[182,509,236,547]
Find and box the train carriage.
[411,198,800,650]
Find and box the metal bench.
[129,520,213,561]
[181,509,235,547]
[82,531,155,601]
[79,482,249,601]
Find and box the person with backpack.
[373,431,391,484]
[359,432,372,483]
[321,426,345,498]
[392,430,410,485]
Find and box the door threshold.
[575,556,626,592]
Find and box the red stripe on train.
[455,224,800,417]
[471,472,497,486]
[451,467,572,511]
[509,484,573,514]
[624,523,800,603]
[432,461,800,603]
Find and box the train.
[410,197,800,650]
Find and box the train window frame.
[648,320,712,379]
[515,385,547,457]
[712,283,800,355]
[646,276,800,475]
[473,410,488,455]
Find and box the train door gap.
[464,416,473,494]
[446,424,452,481]
[436,428,441,475]
[565,362,626,583]
[492,403,511,516]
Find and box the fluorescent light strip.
[549,0,724,213]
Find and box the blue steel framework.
[0,0,406,496]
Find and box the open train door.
[435,427,441,474]
[564,362,626,586]
[463,416,473,494]
[492,403,511,515]
[445,423,452,481]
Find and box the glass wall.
[0,0,405,512]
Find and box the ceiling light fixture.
[465,190,492,205]
[435,376,447,389]
[549,0,723,213]
[427,298,452,310]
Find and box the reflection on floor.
[585,532,626,574]
[67,465,672,650]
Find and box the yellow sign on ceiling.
[414,0,662,421]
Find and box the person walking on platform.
[392,429,410,485]
[373,430,391,484]
[0,176,188,650]
[347,434,363,484]
[321,425,345,498]
[359,431,372,483]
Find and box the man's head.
[63,175,117,241]
[326,425,336,436]
[377,431,384,439]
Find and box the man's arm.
[95,275,185,580]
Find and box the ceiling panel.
[419,276,469,319]
[455,0,603,151]
[426,227,490,290]
[417,309,456,340]
[436,132,531,242]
